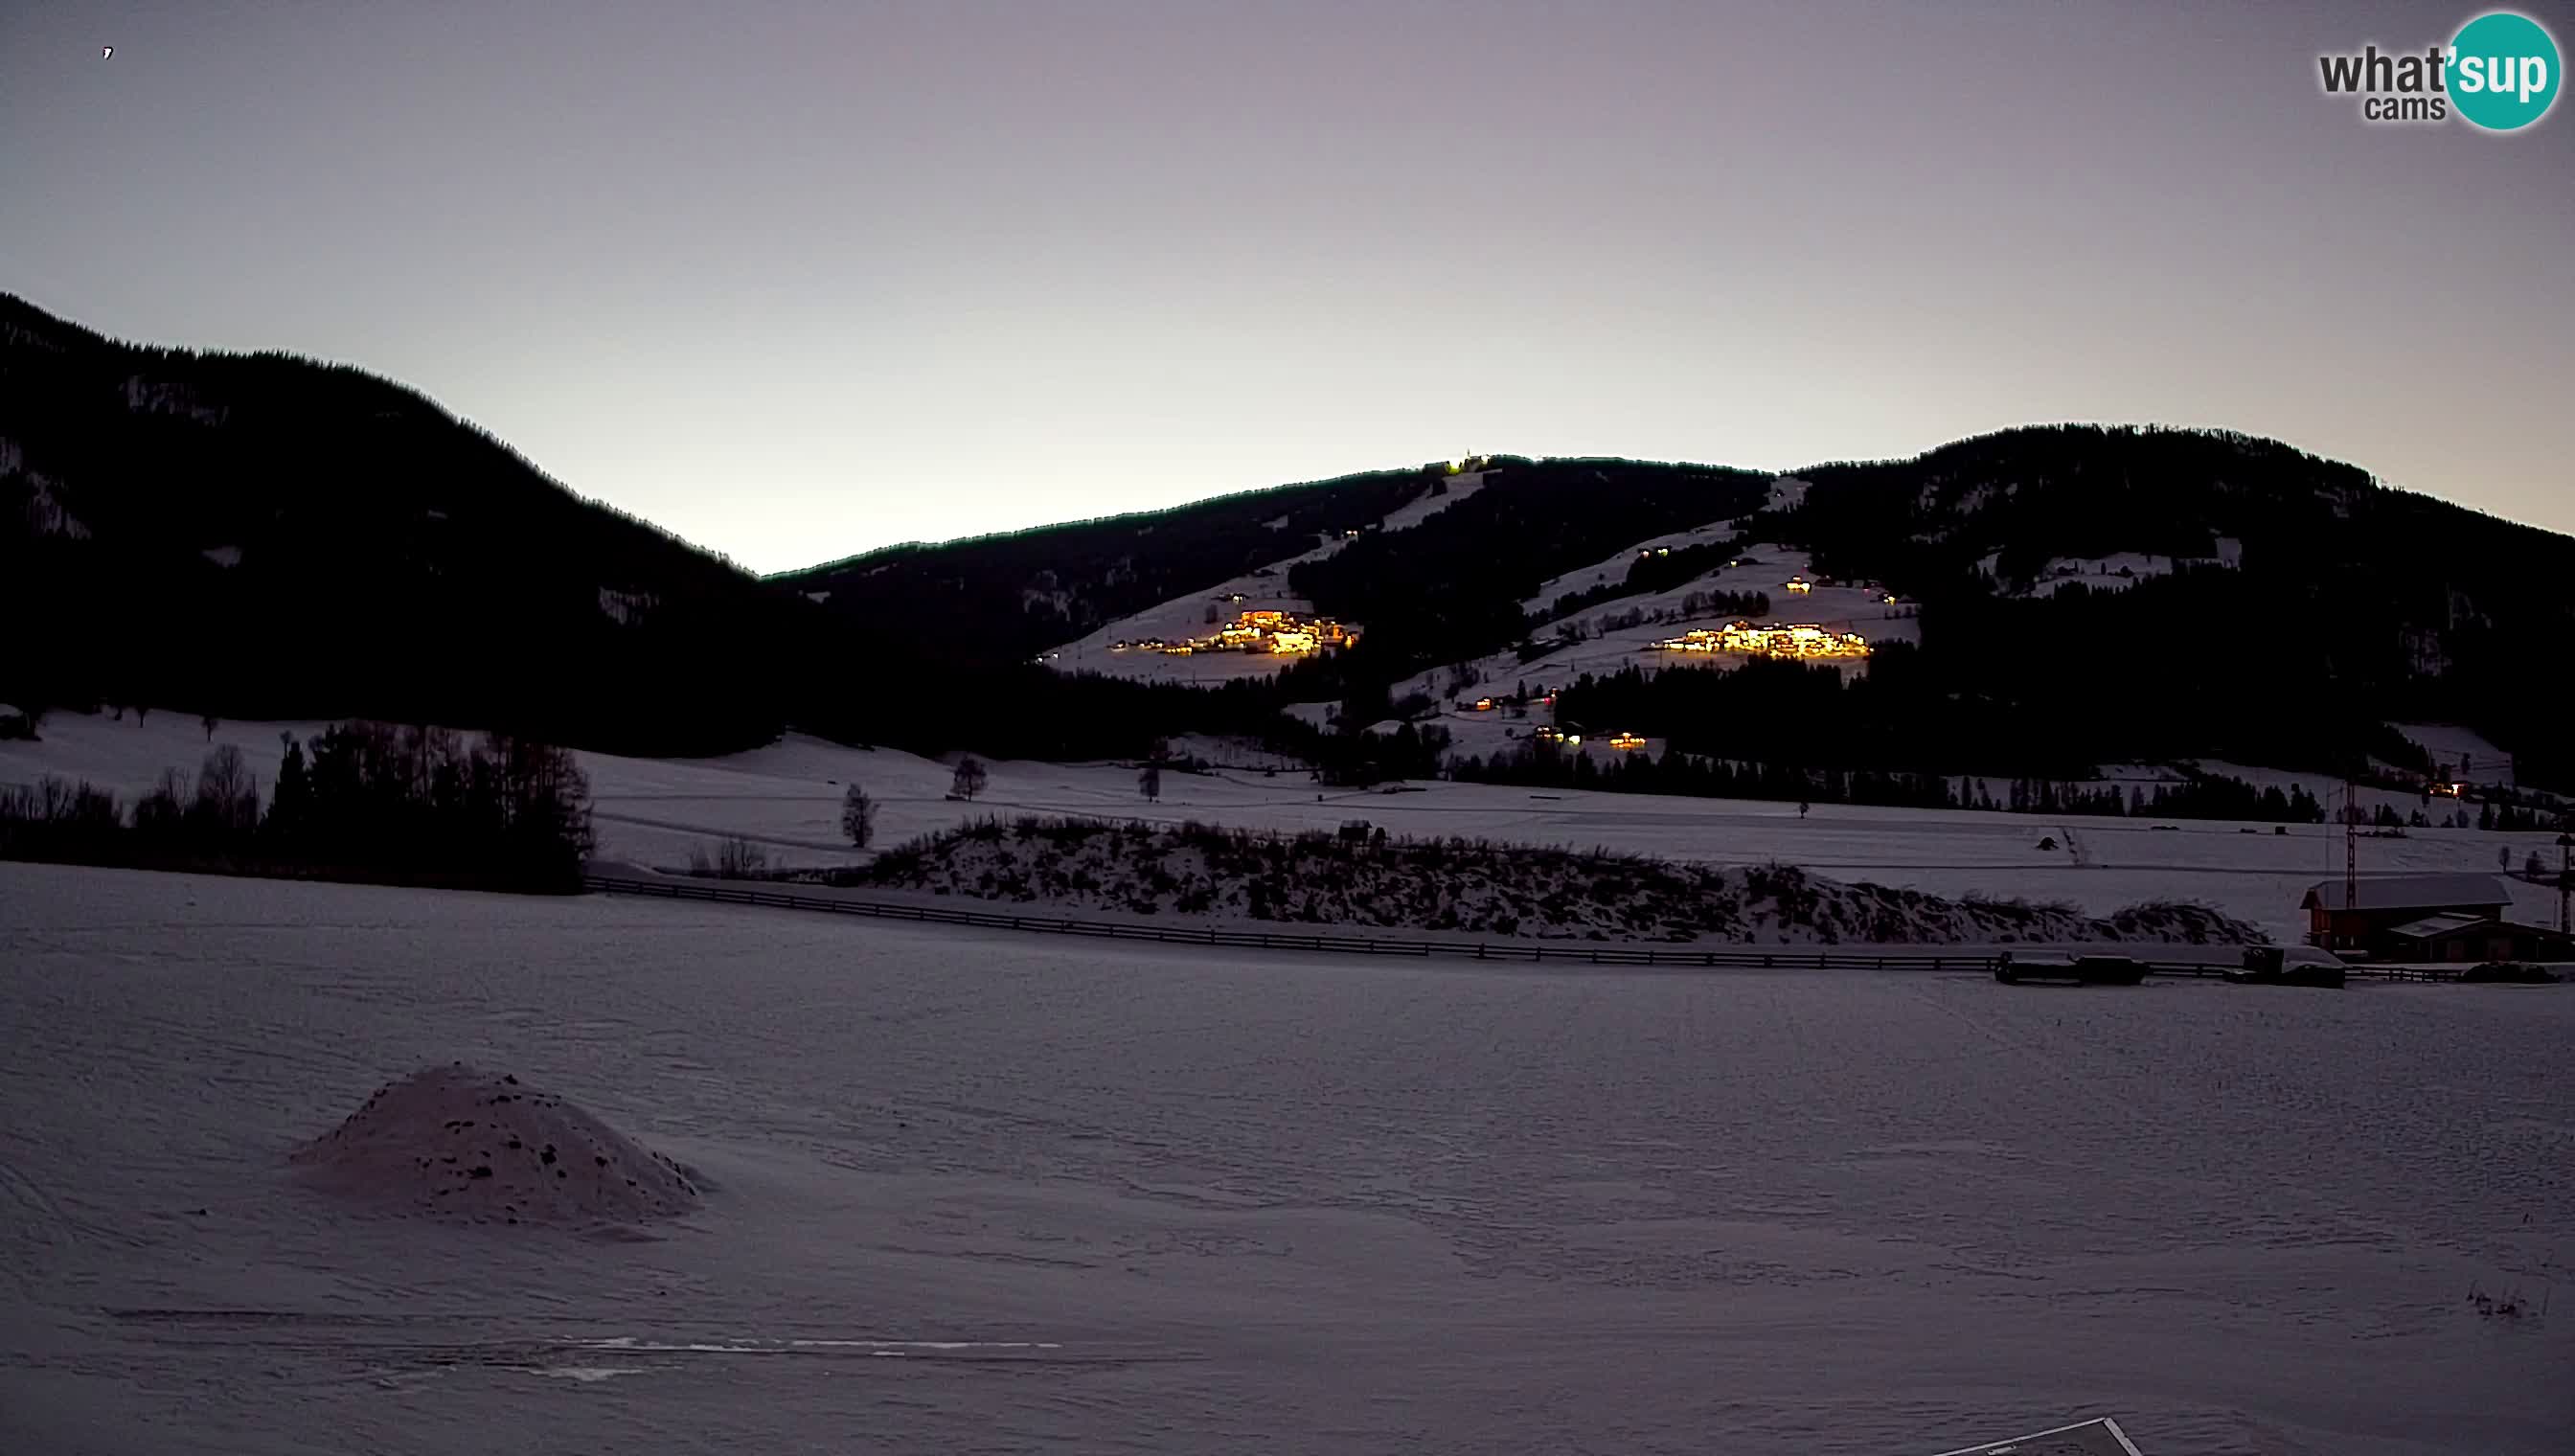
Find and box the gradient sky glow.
[6,1,2570,571]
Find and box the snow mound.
[290,1063,700,1226]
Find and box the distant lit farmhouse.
[1110,608,1357,659]
[1648,621,1869,660]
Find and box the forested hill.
[0,292,805,753]
[11,286,2567,782]
[1759,426,2575,787]
[769,466,1438,665]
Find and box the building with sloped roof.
[2299,874,2509,955]
[2378,911,2574,965]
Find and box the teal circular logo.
[2450,11,2561,130]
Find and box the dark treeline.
[790,653,1447,785]
[1777,424,2575,791]
[1447,739,2332,825]
[0,722,597,890]
[1542,538,1761,621]
[778,465,1447,666]
[2473,797,2564,832]
[1550,603,2434,784]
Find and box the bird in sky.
[103,45,114,59]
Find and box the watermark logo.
[2450,11,2560,128]
[2318,10,2560,130]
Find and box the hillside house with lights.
[1649,622,1869,660]
[1112,608,1356,659]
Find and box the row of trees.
[0,722,598,889]
[1446,739,2342,825]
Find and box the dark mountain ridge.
[2,293,803,753]
[773,465,1437,665]
[8,294,2565,786]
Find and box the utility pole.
[2344,770,2359,920]
[2557,831,2572,934]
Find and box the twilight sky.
[5,1,2570,571]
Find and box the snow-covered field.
[2392,722,2519,789]
[3,862,2568,1454]
[1517,517,1744,617]
[7,709,2565,944]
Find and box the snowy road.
[3,862,2571,1454]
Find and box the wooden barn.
[2301,873,2508,956]
[2377,912,2575,965]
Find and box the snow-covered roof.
[2299,873,2509,913]
[2382,911,2495,940]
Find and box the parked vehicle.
[2223,945,2345,989]
[1994,951,2147,987]
[2461,961,2563,984]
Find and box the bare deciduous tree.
[691,836,772,878]
[951,756,989,802]
[193,746,261,835]
[840,782,877,849]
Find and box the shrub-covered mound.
[858,817,2263,944]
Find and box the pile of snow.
[863,816,2264,945]
[290,1063,700,1226]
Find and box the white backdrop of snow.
[3,863,2568,1454]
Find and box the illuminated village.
[1110,608,1358,658]
[1533,726,1648,751]
[1648,621,1871,660]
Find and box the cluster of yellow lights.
[1111,609,1356,658]
[1648,622,1870,659]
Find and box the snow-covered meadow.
[6,708,2564,944]
[3,862,2568,1454]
